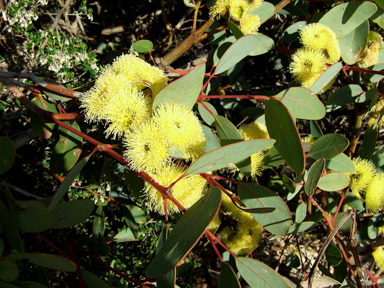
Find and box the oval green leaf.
[325,153,355,173]
[282,21,307,44]
[219,262,241,288]
[202,125,221,153]
[228,21,243,39]
[356,88,378,103]
[304,158,325,196]
[236,257,290,288]
[288,221,316,234]
[146,187,221,278]
[0,137,15,174]
[215,35,259,75]
[338,20,368,65]
[318,172,349,192]
[356,127,378,160]
[0,198,22,251]
[80,270,110,288]
[319,2,377,38]
[265,98,305,174]
[131,40,153,53]
[238,183,292,236]
[48,157,89,211]
[249,33,274,56]
[249,2,275,23]
[308,133,349,160]
[326,84,363,112]
[93,205,105,237]
[28,97,58,139]
[295,202,307,224]
[325,245,342,266]
[310,62,342,94]
[50,120,83,174]
[263,147,284,168]
[215,115,243,145]
[8,253,76,272]
[0,259,18,281]
[153,63,205,110]
[274,87,326,120]
[198,101,218,126]
[186,139,275,175]
[52,199,94,229]
[364,63,384,83]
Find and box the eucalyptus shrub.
[3,0,384,287]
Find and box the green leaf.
[356,127,378,160]
[218,262,241,288]
[319,2,377,38]
[198,101,218,126]
[263,147,284,168]
[28,97,58,139]
[202,125,221,153]
[295,202,307,224]
[240,107,265,120]
[310,62,342,94]
[42,81,71,102]
[215,35,260,74]
[317,173,350,192]
[0,259,18,281]
[50,121,83,174]
[213,36,235,65]
[124,168,145,201]
[325,245,342,266]
[122,205,139,239]
[48,157,88,211]
[249,33,274,56]
[326,153,355,173]
[364,63,384,83]
[131,40,153,53]
[282,21,307,44]
[186,139,275,174]
[153,64,205,110]
[249,2,275,23]
[93,205,105,237]
[52,199,94,229]
[344,192,364,211]
[265,99,305,174]
[356,88,378,103]
[8,253,76,272]
[326,84,363,112]
[215,115,243,145]
[146,187,221,278]
[236,257,290,288]
[338,20,368,65]
[308,134,349,160]
[238,183,291,236]
[96,233,111,257]
[371,6,384,29]
[304,158,325,196]
[156,227,176,288]
[5,189,54,233]
[0,137,15,174]
[80,270,110,288]
[301,276,341,288]
[0,198,22,251]
[228,21,243,39]
[310,120,323,139]
[13,281,48,288]
[274,87,326,120]
[288,222,316,234]
[113,228,138,242]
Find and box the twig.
[0,181,43,200]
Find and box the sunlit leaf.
[318,173,349,191]
[308,134,349,160]
[304,158,325,196]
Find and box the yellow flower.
[123,120,170,173]
[239,13,261,35]
[209,0,230,18]
[373,246,384,269]
[347,157,376,199]
[300,23,340,64]
[145,163,208,215]
[290,48,327,88]
[302,135,315,145]
[365,172,384,213]
[153,103,206,160]
[358,40,382,68]
[368,99,384,128]
[111,54,167,97]
[209,0,263,20]
[219,192,263,255]
[207,215,222,233]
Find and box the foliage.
[3,0,384,287]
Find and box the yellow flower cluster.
[81,54,167,139]
[290,23,340,93]
[372,246,384,269]
[81,54,207,215]
[218,192,263,255]
[368,99,384,129]
[209,0,263,35]
[347,157,384,213]
[238,121,271,177]
[358,34,383,68]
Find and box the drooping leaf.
[274,87,326,120]
[113,228,138,242]
[304,158,325,196]
[93,205,105,237]
[356,127,378,160]
[236,257,290,288]
[0,259,18,281]
[186,139,275,175]
[0,137,15,174]
[215,35,260,74]
[288,222,316,234]
[249,33,274,56]
[156,227,176,288]
[338,20,368,65]
[80,270,110,288]
[295,202,307,224]
[317,173,350,192]
[238,183,291,236]
[51,199,94,229]
[228,21,243,39]
[249,2,275,23]
[215,115,243,145]
[0,198,22,251]
[28,97,58,139]
[325,153,355,173]
[356,88,378,103]
[48,157,88,211]
[319,2,377,38]
[308,134,349,160]
[146,187,221,278]
[198,101,218,126]
[325,245,342,266]
[8,253,76,272]
[310,62,342,94]
[310,120,323,139]
[364,63,384,83]
[326,84,363,112]
[153,64,205,110]
[282,21,307,44]
[218,262,241,288]
[131,40,153,53]
[202,125,221,153]
[50,121,83,174]
[96,233,111,257]
[265,99,304,174]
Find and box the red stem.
[345,65,384,76]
